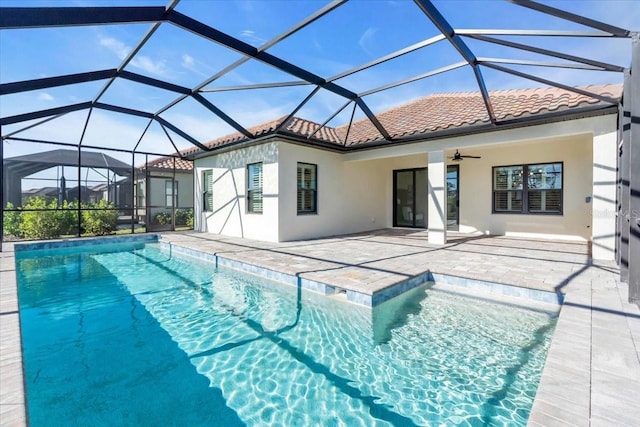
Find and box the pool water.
[16,241,558,426]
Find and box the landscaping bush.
[57,200,78,236]
[3,202,22,237]
[18,197,71,240]
[82,200,118,236]
[152,211,172,225]
[175,208,193,227]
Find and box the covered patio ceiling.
[0,0,638,159]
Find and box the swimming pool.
[16,239,558,426]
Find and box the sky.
[1,0,639,171]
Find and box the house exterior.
[134,156,194,230]
[187,84,621,261]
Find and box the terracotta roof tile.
[164,83,620,159]
[145,156,193,171]
[336,84,621,145]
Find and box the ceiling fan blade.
[461,155,481,159]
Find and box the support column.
[428,150,447,245]
[620,72,631,282]
[592,130,618,260]
[628,32,640,304]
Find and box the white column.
[592,130,617,260]
[428,150,447,244]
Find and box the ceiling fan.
[450,149,481,161]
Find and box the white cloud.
[99,36,130,60]
[359,27,378,56]
[182,54,195,69]
[37,92,54,101]
[98,35,169,77]
[181,53,208,78]
[239,30,266,46]
[131,55,169,77]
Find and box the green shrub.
[82,200,118,236]
[57,200,78,235]
[3,202,22,237]
[175,208,193,227]
[152,211,172,225]
[19,197,66,240]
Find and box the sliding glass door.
[447,165,459,230]
[393,166,459,229]
[393,168,427,228]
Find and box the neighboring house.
[134,156,193,230]
[186,84,621,261]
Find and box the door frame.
[145,174,176,232]
[392,165,460,230]
[447,164,460,231]
[393,168,427,228]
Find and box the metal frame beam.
[1,69,117,95]
[360,62,467,97]
[0,6,168,29]
[413,0,495,123]
[481,63,620,105]
[193,0,346,92]
[2,112,71,139]
[200,81,311,92]
[308,100,352,140]
[119,70,191,95]
[509,0,630,37]
[0,102,93,126]
[170,6,395,141]
[145,1,348,144]
[466,34,625,72]
[328,34,446,82]
[275,86,321,133]
[356,99,391,141]
[477,58,609,71]
[456,29,620,37]
[627,33,640,303]
[191,93,253,139]
[168,10,358,100]
[154,116,209,151]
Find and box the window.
[297,163,317,214]
[247,162,263,213]
[493,162,562,214]
[165,180,178,207]
[137,181,145,208]
[203,170,213,212]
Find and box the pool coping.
[162,238,563,308]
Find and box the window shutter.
[297,163,317,214]
[247,163,263,213]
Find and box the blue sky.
[1,0,639,164]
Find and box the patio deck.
[1,229,639,426]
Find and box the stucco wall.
[194,142,279,242]
[454,134,593,240]
[278,143,388,241]
[591,130,618,259]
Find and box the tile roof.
[145,156,193,171]
[335,84,622,145]
[168,83,621,161]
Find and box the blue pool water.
[16,241,558,426]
